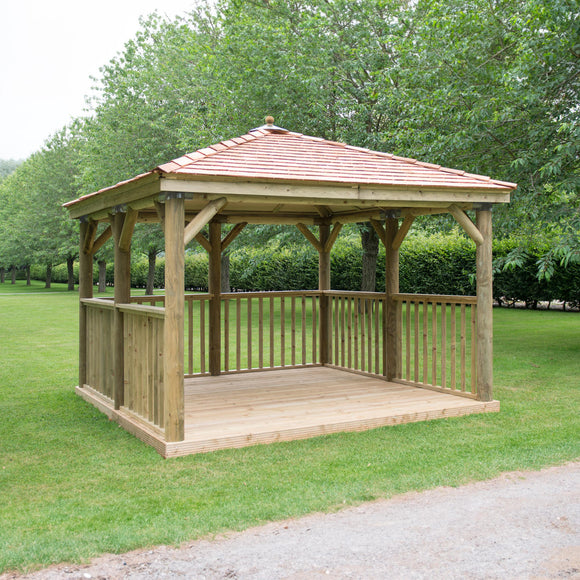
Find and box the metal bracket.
[473,203,493,211]
[111,204,127,214]
[159,192,194,202]
[382,209,402,219]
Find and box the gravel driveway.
[4,462,579,580]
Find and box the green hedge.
[27,233,580,307]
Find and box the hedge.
[26,233,580,308]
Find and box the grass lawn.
[1,280,579,574]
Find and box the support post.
[112,213,131,410]
[78,221,94,388]
[208,221,222,376]
[476,208,493,401]
[385,217,400,380]
[318,223,331,364]
[163,195,185,441]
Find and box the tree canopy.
[0,0,577,282]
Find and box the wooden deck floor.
[78,367,499,457]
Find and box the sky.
[0,0,199,160]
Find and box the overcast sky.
[0,0,199,160]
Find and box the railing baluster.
[302,296,306,366]
[188,298,193,375]
[441,302,447,389]
[200,299,206,375]
[423,300,428,384]
[460,303,466,391]
[471,304,477,394]
[259,297,264,369]
[432,301,437,386]
[451,303,456,390]
[270,296,275,368]
[224,298,230,372]
[291,296,296,366]
[375,298,380,375]
[247,297,252,370]
[236,297,241,371]
[280,296,285,367]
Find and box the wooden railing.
[326,291,386,377]
[392,294,478,397]
[119,303,165,429]
[83,298,115,400]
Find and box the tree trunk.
[360,224,379,292]
[26,265,31,286]
[221,252,231,293]
[0,267,5,283]
[98,260,107,293]
[67,257,75,291]
[146,250,157,295]
[11,265,16,284]
[45,263,52,288]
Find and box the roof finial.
[265,115,275,127]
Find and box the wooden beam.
[118,207,139,252]
[91,226,112,255]
[449,205,484,246]
[221,222,247,252]
[392,215,415,250]
[219,215,317,226]
[112,213,131,410]
[194,232,212,253]
[476,209,493,402]
[385,217,400,381]
[318,224,331,364]
[82,220,98,255]
[296,223,323,253]
[370,219,386,246]
[183,197,227,246]
[324,222,343,253]
[78,221,94,390]
[315,205,332,218]
[164,195,185,441]
[208,222,222,376]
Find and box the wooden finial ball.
[265,115,275,125]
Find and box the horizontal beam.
[449,205,484,246]
[183,197,228,246]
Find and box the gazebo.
[65,119,516,457]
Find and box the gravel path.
[4,462,579,580]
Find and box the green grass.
[1,280,579,573]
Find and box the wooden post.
[112,212,132,410]
[163,195,185,441]
[208,221,222,376]
[476,208,493,401]
[319,223,331,364]
[385,217,400,381]
[78,221,94,388]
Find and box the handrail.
[392,293,477,304]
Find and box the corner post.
[112,213,131,410]
[385,217,400,380]
[476,208,493,401]
[78,221,94,388]
[208,221,222,375]
[163,194,185,441]
[318,224,331,364]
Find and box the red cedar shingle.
[153,129,516,190]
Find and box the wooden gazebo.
[65,120,516,457]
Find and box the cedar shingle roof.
[155,127,516,190]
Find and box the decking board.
[77,367,499,457]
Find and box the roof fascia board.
[159,177,511,205]
[67,175,162,219]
